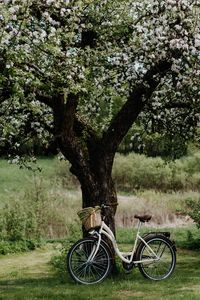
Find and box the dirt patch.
[116,195,194,228]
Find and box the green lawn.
[0,158,58,205]
[0,245,200,300]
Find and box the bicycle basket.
[77,206,102,231]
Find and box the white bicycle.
[67,204,176,285]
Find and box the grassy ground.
[0,158,57,206]
[0,244,200,300]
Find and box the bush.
[178,152,200,174]
[50,241,71,282]
[185,197,200,229]
[0,240,41,255]
[54,151,200,192]
[0,196,43,254]
[0,173,82,255]
[176,230,200,250]
[0,201,38,242]
[112,153,172,191]
[50,224,81,282]
[112,152,200,192]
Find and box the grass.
[0,157,82,239]
[0,244,56,281]
[0,244,200,300]
[0,158,57,206]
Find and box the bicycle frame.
[88,220,160,265]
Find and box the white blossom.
[194,34,200,48]
[170,38,189,50]
[166,0,177,6]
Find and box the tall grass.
[1,151,200,249]
[0,176,81,242]
[0,159,82,253]
[116,190,198,228]
[112,152,200,192]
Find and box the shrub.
[178,152,200,174]
[0,240,41,255]
[50,223,81,282]
[0,174,81,255]
[185,197,200,229]
[0,201,38,242]
[112,152,200,192]
[176,230,200,250]
[112,153,172,191]
[50,241,71,282]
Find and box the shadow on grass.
[0,274,125,300]
[0,276,57,288]
[0,276,83,300]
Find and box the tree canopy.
[0,0,200,235]
[0,0,199,160]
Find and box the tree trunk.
[69,149,118,235]
[67,152,119,275]
[78,165,119,275]
[81,176,118,235]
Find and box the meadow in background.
[0,149,200,254]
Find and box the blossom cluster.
[0,0,199,149]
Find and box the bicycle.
[67,204,176,285]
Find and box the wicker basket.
[77,206,102,231]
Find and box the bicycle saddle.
[134,214,152,222]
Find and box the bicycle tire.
[136,234,176,280]
[67,237,112,284]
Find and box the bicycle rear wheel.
[136,234,176,280]
[67,237,111,284]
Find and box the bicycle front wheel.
[67,237,111,284]
[137,234,176,280]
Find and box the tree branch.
[63,93,79,135]
[52,93,98,190]
[74,114,99,141]
[26,63,47,77]
[35,91,54,108]
[101,60,172,154]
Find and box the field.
[1,155,200,232]
[0,155,200,299]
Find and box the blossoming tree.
[0,0,199,234]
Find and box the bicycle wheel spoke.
[138,236,176,280]
[67,238,111,284]
[92,265,103,278]
[73,262,85,272]
[92,262,107,272]
[75,265,86,278]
